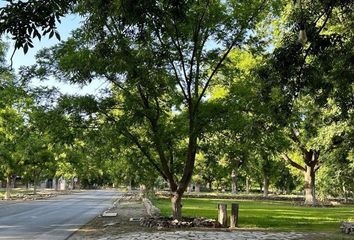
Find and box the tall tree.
[0,51,28,199]
[27,0,279,218]
[256,0,353,205]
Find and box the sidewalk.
[102,230,310,240]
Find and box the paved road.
[0,190,120,240]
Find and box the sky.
[4,13,107,96]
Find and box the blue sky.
[4,13,107,95]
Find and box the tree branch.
[282,153,306,171]
[197,0,268,105]
[289,128,309,156]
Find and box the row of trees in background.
[0,0,353,218]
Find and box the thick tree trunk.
[4,175,11,200]
[282,150,319,206]
[304,165,316,205]
[169,134,197,218]
[171,193,182,219]
[231,170,238,194]
[263,175,269,197]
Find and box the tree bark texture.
[304,165,316,205]
[171,193,183,220]
[282,148,319,206]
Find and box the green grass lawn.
[153,197,354,232]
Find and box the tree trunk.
[342,184,348,203]
[128,179,132,191]
[263,175,269,197]
[12,176,16,188]
[286,185,291,195]
[187,183,192,192]
[246,177,250,194]
[304,165,316,205]
[208,180,213,191]
[4,175,11,200]
[55,177,59,191]
[231,170,238,194]
[169,134,197,218]
[171,193,182,219]
[195,183,201,192]
[33,176,37,195]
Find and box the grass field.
[153,197,354,232]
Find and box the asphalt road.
[0,190,120,240]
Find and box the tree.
[317,130,354,202]
[27,0,279,218]
[19,107,58,194]
[0,60,27,199]
[255,0,353,205]
[20,134,55,194]
[0,0,76,55]
[213,48,289,196]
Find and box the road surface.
[0,190,120,240]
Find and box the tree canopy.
[0,0,353,218]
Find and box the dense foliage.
[0,0,353,218]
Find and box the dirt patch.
[69,197,157,239]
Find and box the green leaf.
[55,31,61,41]
[49,30,54,39]
[23,44,28,54]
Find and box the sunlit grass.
[153,198,354,232]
